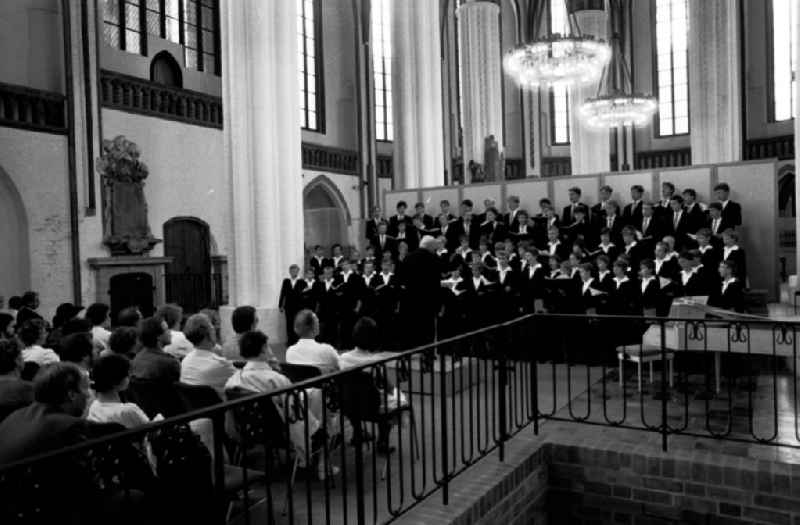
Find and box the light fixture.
[578,2,657,129]
[502,2,611,89]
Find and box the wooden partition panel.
[506,179,550,214]
[603,172,655,206]
[462,184,502,214]
[657,167,712,203]
[384,190,419,215]
[421,188,460,216]
[552,176,599,211]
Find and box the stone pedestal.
[88,256,172,317]
[457,1,504,182]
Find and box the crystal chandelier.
[579,3,657,129]
[502,2,611,88]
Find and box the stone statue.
[96,135,160,255]
[483,135,504,182]
[468,160,485,183]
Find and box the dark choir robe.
[509,221,534,244]
[415,213,435,230]
[455,219,481,249]
[722,246,747,284]
[451,248,474,272]
[359,273,380,317]
[365,218,383,245]
[461,275,497,327]
[639,276,661,313]
[436,222,459,251]
[562,218,591,247]
[372,272,400,344]
[358,256,377,273]
[309,256,331,277]
[337,271,365,347]
[478,251,497,270]
[677,266,715,297]
[720,200,742,228]
[313,276,343,343]
[545,240,570,260]
[297,278,318,311]
[684,202,706,234]
[373,234,398,257]
[595,270,615,294]
[394,229,419,251]
[578,279,606,313]
[562,203,583,225]
[480,221,508,246]
[654,257,680,282]
[440,277,468,339]
[666,210,693,249]
[623,200,644,226]
[709,278,745,313]
[609,277,641,316]
[495,266,521,319]
[621,242,644,269]
[599,215,625,245]
[435,249,451,276]
[519,263,547,312]
[637,215,664,250]
[532,215,560,249]
[590,242,620,263]
[388,214,414,236]
[697,245,721,272]
[279,277,303,344]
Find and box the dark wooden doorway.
[164,217,212,313]
[109,272,155,322]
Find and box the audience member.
[19,319,60,366]
[117,306,143,327]
[60,332,95,376]
[104,326,139,359]
[180,313,235,395]
[158,303,192,359]
[86,302,112,351]
[286,309,340,374]
[15,291,43,325]
[338,317,396,369]
[131,316,179,383]
[0,312,15,340]
[0,339,34,422]
[88,354,149,428]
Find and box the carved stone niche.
[88,256,172,320]
[96,135,161,255]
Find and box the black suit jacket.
[623,201,644,227]
[706,216,736,238]
[721,201,742,228]
[723,246,747,283]
[654,257,680,282]
[373,234,398,257]
[365,218,384,244]
[596,215,625,245]
[394,230,419,251]
[697,246,722,273]
[640,278,662,311]
[480,221,508,246]
[562,203,582,225]
[684,203,706,234]
[454,219,481,249]
[666,210,693,249]
[278,278,302,312]
[388,215,414,237]
[678,266,716,297]
[710,279,745,312]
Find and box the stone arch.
[0,165,31,299]
[150,50,183,88]
[303,175,351,253]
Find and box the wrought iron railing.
[2,312,800,524]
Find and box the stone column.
[688,0,741,164]
[220,0,304,343]
[457,0,503,182]
[568,4,611,175]
[391,0,445,189]
[794,0,800,279]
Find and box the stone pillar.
[794,0,800,279]
[392,0,445,188]
[220,0,304,343]
[568,5,611,175]
[457,0,503,182]
[688,0,741,164]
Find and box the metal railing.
[2,312,800,524]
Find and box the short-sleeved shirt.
[87,400,149,429]
[285,339,340,374]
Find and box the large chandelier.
[502,2,611,88]
[579,3,657,129]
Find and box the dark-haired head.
[85,303,111,327]
[60,332,93,367]
[34,362,89,416]
[352,317,380,353]
[239,330,268,360]
[231,305,257,334]
[109,326,138,357]
[0,313,15,340]
[18,319,46,347]
[117,306,143,327]
[91,354,131,393]
[139,316,167,348]
[0,339,22,375]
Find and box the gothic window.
[372,0,393,141]
[298,0,325,131]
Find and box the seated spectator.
[45,303,84,351]
[102,326,139,359]
[199,308,222,348]
[15,291,43,325]
[86,302,112,351]
[0,339,34,422]
[339,317,398,369]
[19,319,60,366]
[221,305,278,365]
[88,354,149,428]
[60,332,95,377]
[131,316,180,383]
[286,309,340,374]
[180,313,235,395]
[158,304,193,359]
[6,295,23,318]
[117,306,143,327]
[0,362,92,463]
[0,312,15,341]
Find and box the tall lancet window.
[654,0,689,136]
[549,0,571,144]
[372,0,393,141]
[298,0,324,131]
[772,0,797,121]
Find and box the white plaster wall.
[0,127,71,319]
[0,0,63,92]
[101,109,230,259]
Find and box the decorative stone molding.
[542,157,572,177]
[635,149,692,170]
[376,155,394,179]
[0,82,66,134]
[745,135,794,160]
[301,143,358,174]
[99,69,223,129]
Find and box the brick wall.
[438,441,800,525]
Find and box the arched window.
[771,0,797,121]
[550,0,570,145]
[778,170,796,218]
[298,0,325,131]
[150,51,183,87]
[372,0,393,141]
[653,0,689,136]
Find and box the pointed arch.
[303,174,352,225]
[0,164,31,296]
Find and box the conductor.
[400,235,443,349]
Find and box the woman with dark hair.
[338,317,397,368]
[87,354,150,428]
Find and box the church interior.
[1,0,800,524]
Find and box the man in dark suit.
[677,250,715,297]
[666,195,693,249]
[400,236,443,348]
[313,264,343,344]
[637,202,664,252]
[15,291,43,326]
[439,200,457,223]
[479,207,508,246]
[656,181,676,218]
[504,195,522,227]
[597,201,625,246]
[713,182,742,228]
[388,201,414,236]
[365,206,384,246]
[413,202,435,230]
[454,210,481,249]
[706,202,735,246]
[710,260,745,312]
[131,317,179,383]
[372,222,397,257]
[394,221,419,251]
[623,185,645,226]
[653,241,680,282]
[278,264,303,345]
[592,185,613,223]
[682,188,706,234]
[562,186,583,225]
[695,228,721,271]
[509,210,534,244]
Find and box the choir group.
[280,182,747,351]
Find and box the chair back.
[279,362,322,383]
[20,361,39,381]
[175,382,223,412]
[126,378,188,418]
[339,371,382,424]
[225,387,291,450]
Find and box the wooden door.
[164,218,212,312]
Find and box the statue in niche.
[96,135,161,255]
[483,135,504,182]
[468,160,485,183]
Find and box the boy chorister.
[279,264,303,345]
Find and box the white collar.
[342,271,352,280]
[626,241,637,249]
[549,239,560,246]
[721,200,730,208]
[598,269,610,279]
[582,278,594,291]
[614,276,629,284]
[382,272,393,278]
[306,278,315,286]
[698,245,712,253]
[498,266,511,274]
[724,245,739,253]
[722,277,737,290]
[642,275,655,284]
[364,272,375,280]
[437,249,448,255]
